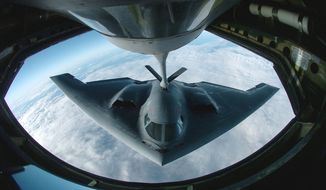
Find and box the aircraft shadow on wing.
[50,65,278,166]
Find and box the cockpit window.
[144,114,150,126]
[145,117,183,142]
[146,122,162,141]
[164,124,180,141]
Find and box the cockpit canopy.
[144,114,183,143]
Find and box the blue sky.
[5,31,115,105]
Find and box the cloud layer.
[6,31,294,182]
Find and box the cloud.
[6,31,294,182]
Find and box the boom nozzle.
[145,63,187,89]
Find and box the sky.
[5,30,295,183]
[5,32,117,105]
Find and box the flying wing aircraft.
[51,64,278,165]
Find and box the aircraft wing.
[50,73,152,143]
[161,82,279,164]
